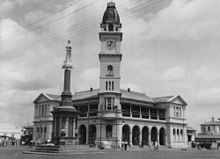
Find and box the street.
[0,147,220,159]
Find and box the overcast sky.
[1,0,220,131]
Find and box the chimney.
[90,88,93,91]
[127,88,130,92]
[212,117,215,122]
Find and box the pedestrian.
[155,141,159,150]
[124,140,128,151]
[121,141,124,150]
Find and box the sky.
[1,0,220,131]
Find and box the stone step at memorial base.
[126,145,168,151]
[32,144,97,153]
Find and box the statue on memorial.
[63,40,73,68]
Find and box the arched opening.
[88,125,96,145]
[151,127,157,142]
[142,126,149,145]
[106,125,112,138]
[107,65,113,76]
[108,24,113,31]
[132,125,140,145]
[159,127,166,145]
[79,125,86,144]
[122,125,130,144]
[180,129,183,140]
[173,128,176,140]
[177,129,179,141]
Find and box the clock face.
[106,40,115,50]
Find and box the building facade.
[33,2,188,148]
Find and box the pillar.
[139,131,142,146]
[66,117,69,137]
[149,133,151,144]
[73,118,76,137]
[129,131,132,146]
[86,125,89,144]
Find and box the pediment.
[33,94,50,104]
[169,95,187,106]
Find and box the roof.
[34,89,186,106]
[102,2,120,25]
[201,121,220,126]
[72,89,99,100]
[186,126,196,131]
[153,96,174,103]
[121,89,154,103]
[46,94,61,100]
[153,95,187,106]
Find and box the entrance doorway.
[106,125,112,138]
[88,125,96,145]
[132,125,140,145]
[151,127,157,142]
[122,125,130,144]
[159,127,166,145]
[79,125,86,144]
[142,126,149,145]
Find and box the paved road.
[1,147,220,159]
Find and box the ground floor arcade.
[78,120,167,146]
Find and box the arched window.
[107,65,113,76]
[180,129,183,140]
[108,24,113,31]
[173,128,176,140]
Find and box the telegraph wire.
[1,0,100,41]
[20,0,160,55]
[3,0,161,56]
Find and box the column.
[149,133,151,145]
[54,118,57,138]
[73,118,76,138]
[157,131,160,145]
[86,125,89,144]
[129,131,132,146]
[139,131,142,146]
[66,117,69,137]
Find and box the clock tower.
[98,1,122,142]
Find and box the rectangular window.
[42,105,44,117]
[176,107,179,117]
[79,105,88,117]
[109,81,111,90]
[122,104,130,117]
[132,106,140,118]
[141,107,149,119]
[150,108,157,119]
[158,109,166,120]
[112,81,114,90]
[89,104,98,116]
[107,97,112,110]
[106,81,108,90]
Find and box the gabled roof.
[46,94,61,101]
[121,89,154,103]
[33,93,60,104]
[72,89,99,100]
[34,89,186,106]
[153,96,174,103]
[153,95,187,106]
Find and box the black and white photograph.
[1,0,220,158]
